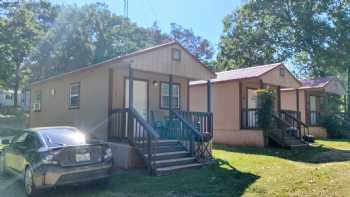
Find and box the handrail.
[129,108,160,173]
[171,110,203,139]
[280,110,309,139]
[175,111,213,136]
[111,108,129,113]
[271,114,291,145]
[272,114,291,128]
[170,110,212,161]
[130,108,160,139]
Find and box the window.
[160,82,180,109]
[172,48,181,61]
[32,91,41,112]
[247,89,258,109]
[69,83,80,108]
[280,67,285,77]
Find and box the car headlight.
[104,147,113,160]
[42,152,59,165]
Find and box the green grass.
[1,139,350,197]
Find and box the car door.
[4,132,29,172]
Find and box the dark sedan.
[0,126,113,196]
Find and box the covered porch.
[104,41,216,174]
[240,68,302,130]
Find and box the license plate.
[76,152,91,162]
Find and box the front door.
[125,79,148,120]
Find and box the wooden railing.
[109,108,160,172]
[176,111,213,137]
[280,110,309,140]
[270,114,290,146]
[241,109,259,129]
[109,108,129,141]
[171,110,212,161]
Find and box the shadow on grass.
[215,139,350,164]
[0,160,259,197]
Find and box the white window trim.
[160,82,180,109]
[69,83,80,109]
[172,48,181,61]
[32,91,41,112]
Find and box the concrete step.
[156,140,180,146]
[141,144,186,154]
[155,163,202,176]
[144,150,191,160]
[154,157,196,168]
[288,143,308,150]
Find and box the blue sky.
[50,0,244,53]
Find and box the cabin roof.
[190,63,283,85]
[300,76,337,89]
[32,40,215,85]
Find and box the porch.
[107,65,214,174]
[237,71,310,148]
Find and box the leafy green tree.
[217,5,284,69]
[30,3,169,81]
[1,7,41,107]
[0,17,13,87]
[218,0,334,74]
[327,2,350,117]
[170,23,214,61]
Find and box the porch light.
[153,80,159,87]
[50,88,55,96]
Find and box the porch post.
[296,88,301,135]
[107,68,114,140]
[239,81,243,129]
[277,86,281,113]
[128,66,134,143]
[168,75,173,117]
[207,80,213,135]
[207,80,211,113]
[296,89,300,119]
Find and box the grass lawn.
[1,139,350,197]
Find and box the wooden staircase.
[144,139,202,176]
[269,111,309,149]
[269,128,308,149]
[109,108,213,175]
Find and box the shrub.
[257,89,275,131]
[320,94,344,138]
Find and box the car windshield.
[39,128,87,147]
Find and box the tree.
[170,23,214,61]
[217,5,285,69]
[29,3,170,81]
[2,6,41,107]
[218,0,334,74]
[0,17,13,87]
[327,2,350,117]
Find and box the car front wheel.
[24,166,38,196]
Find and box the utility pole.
[124,0,128,18]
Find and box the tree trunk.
[13,64,20,108]
[348,68,350,118]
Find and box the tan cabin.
[281,76,345,138]
[29,41,216,174]
[190,63,303,147]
